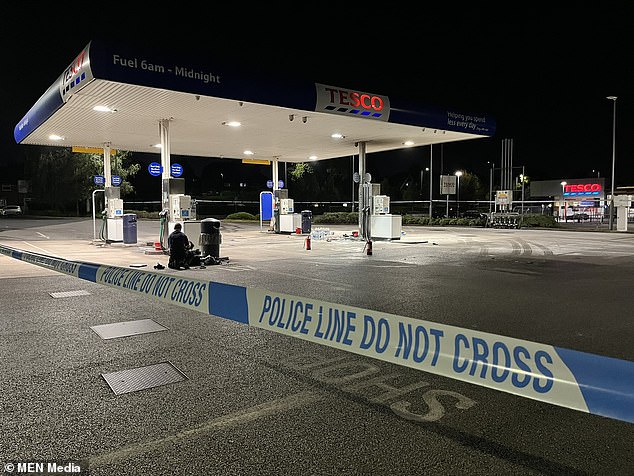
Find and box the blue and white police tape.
[2,243,633,424]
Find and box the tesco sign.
[324,87,384,111]
[563,183,602,196]
[315,83,390,121]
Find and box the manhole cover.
[101,361,187,395]
[90,319,168,340]
[50,290,91,298]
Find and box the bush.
[313,212,357,224]
[402,215,429,225]
[314,212,486,227]
[521,214,558,228]
[225,212,258,221]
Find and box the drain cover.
[50,290,91,298]
[101,361,187,395]
[90,319,168,340]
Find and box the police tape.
[2,243,633,424]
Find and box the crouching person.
[167,223,193,270]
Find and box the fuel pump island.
[159,177,195,249]
[90,143,128,243]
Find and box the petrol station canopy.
[14,39,496,163]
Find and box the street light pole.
[420,167,430,215]
[426,167,431,218]
[607,96,617,230]
[455,171,463,218]
[520,166,525,214]
[429,145,433,219]
[488,162,494,214]
[560,181,567,222]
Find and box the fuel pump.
[170,194,193,222]
[159,178,195,247]
[368,185,401,240]
[274,189,300,233]
[105,190,124,242]
[168,193,194,231]
[372,195,390,215]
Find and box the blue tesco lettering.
[452,334,554,393]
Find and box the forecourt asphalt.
[1,217,633,476]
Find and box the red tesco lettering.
[64,50,86,82]
[326,87,384,112]
[564,183,601,193]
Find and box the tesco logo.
[564,183,602,193]
[324,87,384,112]
[63,50,86,83]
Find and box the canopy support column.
[357,141,369,240]
[159,118,172,246]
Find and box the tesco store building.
[530,178,606,219]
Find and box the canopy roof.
[15,40,496,163]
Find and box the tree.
[288,162,319,201]
[109,150,141,197]
[457,171,486,201]
[289,162,313,180]
[25,147,140,214]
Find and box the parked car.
[0,205,23,216]
[570,212,590,221]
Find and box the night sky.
[2,8,632,193]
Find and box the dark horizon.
[2,9,633,198]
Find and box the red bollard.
[305,235,311,250]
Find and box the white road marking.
[36,232,50,239]
[89,390,323,468]
[21,241,52,254]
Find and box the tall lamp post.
[520,167,525,214]
[420,167,428,196]
[607,96,617,230]
[560,181,567,222]
[487,162,494,214]
[420,167,431,217]
[455,170,463,217]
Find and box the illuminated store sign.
[563,183,602,197]
[315,83,390,121]
[60,45,94,102]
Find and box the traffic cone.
[305,235,311,250]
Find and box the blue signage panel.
[171,163,183,177]
[148,162,162,176]
[94,175,105,185]
[111,175,122,186]
[260,192,273,220]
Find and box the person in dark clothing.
[167,223,193,269]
